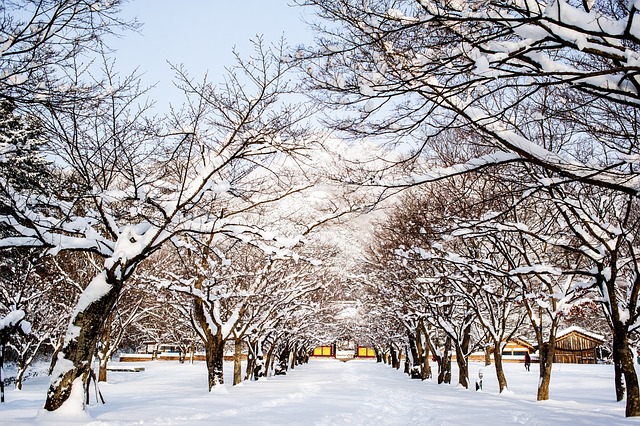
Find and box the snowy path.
[1,358,636,425]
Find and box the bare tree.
[297,0,640,416]
[0,0,137,112]
[298,0,640,195]
[0,38,313,411]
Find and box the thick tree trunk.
[408,332,421,379]
[421,343,431,380]
[245,341,256,381]
[417,320,434,380]
[456,324,471,388]
[233,337,243,386]
[44,269,123,411]
[455,345,469,389]
[253,355,265,379]
[390,345,400,370]
[404,346,411,375]
[438,338,452,385]
[613,324,640,417]
[613,332,625,402]
[275,344,290,375]
[290,344,297,370]
[192,289,224,390]
[493,342,508,393]
[98,358,108,383]
[265,342,277,377]
[484,345,492,366]
[203,333,225,390]
[537,341,555,401]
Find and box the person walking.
[524,352,531,371]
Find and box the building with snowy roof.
[553,326,605,364]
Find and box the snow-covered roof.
[556,326,605,343]
[508,337,535,349]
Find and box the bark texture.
[613,324,640,416]
[98,317,112,382]
[438,338,452,385]
[492,344,508,393]
[275,343,290,375]
[537,341,555,401]
[455,345,469,389]
[233,338,242,386]
[613,338,625,402]
[44,269,122,411]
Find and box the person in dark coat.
[524,352,531,371]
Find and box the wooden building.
[469,337,535,363]
[554,326,604,364]
[312,345,335,357]
[501,338,535,361]
[357,346,376,358]
[311,342,376,359]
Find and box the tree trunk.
[438,338,452,385]
[408,332,421,379]
[613,332,625,402]
[203,332,225,390]
[253,355,265,380]
[613,324,640,417]
[289,344,296,370]
[374,347,382,363]
[404,346,411,375]
[98,358,108,383]
[15,364,25,391]
[15,348,30,391]
[265,341,277,377]
[484,345,492,366]
[418,320,434,380]
[275,343,289,375]
[421,343,431,380]
[390,345,399,370]
[456,323,471,388]
[233,337,243,386]
[537,341,555,401]
[415,328,426,379]
[245,341,256,381]
[44,269,123,411]
[455,345,469,389]
[98,317,112,382]
[493,341,508,393]
[192,290,224,390]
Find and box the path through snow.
[1,358,636,424]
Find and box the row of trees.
[0,0,360,412]
[360,170,615,392]
[2,0,640,420]
[297,0,640,418]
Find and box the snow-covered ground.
[2,358,640,425]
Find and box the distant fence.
[118,353,247,362]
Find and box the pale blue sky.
[110,1,314,110]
